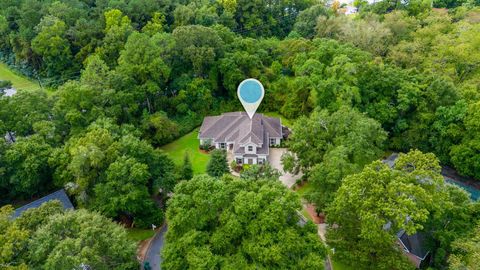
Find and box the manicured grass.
[296,181,314,199]
[331,260,354,270]
[0,62,39,91]
[262,111,294,127]
[160,129,210,175]
[126,228,155,242]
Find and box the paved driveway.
[269,148,302,188]
[144,224,167,270]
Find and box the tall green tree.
[283,106,387,211]
[326,150,456,269]
[28,209,137,270]
[163,175,326,269]
[206,149,229,177]
[181,151,193,180]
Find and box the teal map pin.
[237,79,264,119]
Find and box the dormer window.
[248,146,253,152]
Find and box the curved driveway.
[144,224,168,270]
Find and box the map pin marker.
[237,78,264,119]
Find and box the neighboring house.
[383,220,431,269]
[12,189,74,219]
[397,230,430,268]
[198,112,283,165]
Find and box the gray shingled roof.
[12,189,74,219]
[397,230,429,260]
[199,112,282,154]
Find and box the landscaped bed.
[160,129,210,175]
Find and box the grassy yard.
[331,260,354,270]
[0,62,39,91]
[160,129,210,175]
[126,228,155,242]
[295,181,314,199]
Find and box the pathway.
[143,224,168,270]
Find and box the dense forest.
[1,0,480,269]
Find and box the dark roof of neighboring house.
[383,153,399,168]
[397,230,430,260]
[12,189,74,219]
[199,112,282,148]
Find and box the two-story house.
[198,112,283,165]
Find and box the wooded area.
[1,0,479,269]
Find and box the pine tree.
[181,151,193,180]
[206,149,229,177]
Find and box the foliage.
[28,209,137,270]
[240,164,281,181]
[206,149,229,177]
[448,222,480,269]
[0,205,29,269]
[163,175,326,269]
[181,151,194,181]
[285,106,387,211]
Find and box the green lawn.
[161,129,210,174]
[331,260,354,270]
[126,228,155,242]
[0,62,39,91]
[296,181,314,199]
[262,111,294,127]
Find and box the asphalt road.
[144,224,168,270]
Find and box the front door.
[248,158,253,165]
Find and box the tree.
[93,156,163,228]
[448,222,480,270]
[31,15,75,78]
[140,112,179,146]
[206,149,229,177]
[50,118,175,209]
[96,9,133,68]
[0,205,29,270]
[326,150,450,269]
[0,90,52,137]
[172,25,224,77]
[284,106,387,211]
[240,164,280,181]
[3,135,53,199]
[181,151,193,180]
[293,5,331,38]
[28,209,137,270]
[162,175,326,269]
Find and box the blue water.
[445,177,480,201]
[239,80,262,103]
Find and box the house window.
[219,143,226,149]
[236,158,243,164]
[248,146,253,152]
[258,158,265,165]
[270,138,276,146]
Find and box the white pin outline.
[237,78,265,119]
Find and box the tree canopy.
[163,175,326,269]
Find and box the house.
[12,189,74,219]
[397,230,430,268]
[198,112,283,165]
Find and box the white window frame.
[270,138,276,146]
